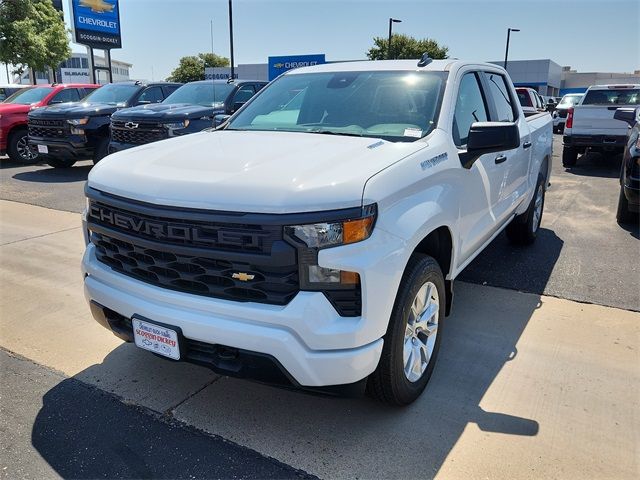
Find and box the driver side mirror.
[213,114,231,127]
[460,122,520,169]
[230,101,245,114]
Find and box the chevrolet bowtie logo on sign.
[124,122,139,129]
[79,0,115,13]
[232,272,255,282]
[273,63,285,69]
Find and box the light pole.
[503,27,520,70]
[228,0,235,80]
[387,18,402,60]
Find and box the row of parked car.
[0,79,266,166]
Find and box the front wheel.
[46,158,76,168]
[7,129,38,164]
[616,185,637,224]
[506,173,545,245]
[367,254,445,405]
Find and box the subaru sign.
[268,54,325,81]
[70,0,122,49]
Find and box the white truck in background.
[82,59,552,405]
[562,84,640,166]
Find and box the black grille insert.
[92,231,299,305]
[111,121,168,145]
[28,119,68,139]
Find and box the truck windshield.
[163,83,234,107]
[558,95,583,107]
[582,88,639,105]
[227,71,447,142]
[82,84,140,105]
[4,87,53,104]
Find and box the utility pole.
[228,0,235,79]
[503,27,520,70]
[387,18,402,60]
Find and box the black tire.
[616,185,637,224]
[562,146,578,167]
[506,173,546,245]
[46,158,76,168]
[93,137,109,165]
[7,128,38,164]
[367,254,445,406]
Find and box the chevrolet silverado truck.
[0,83,99,163]
[109,80,267,153]
[28,81,182,168]
[562,84,640,166]
[82,59,552,405]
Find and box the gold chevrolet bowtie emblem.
[232,272,255,282]
[79,0,115,13]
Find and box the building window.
[81,58,88,69]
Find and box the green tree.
[0,0,71,82]
[366,34,449,61]
[167,53,230,82]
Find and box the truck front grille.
[111,121,167,145]
[28,119,68,138]
[92,231,299,305]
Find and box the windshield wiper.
[308,129,365,138]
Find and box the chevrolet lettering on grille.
[89,204,264,249]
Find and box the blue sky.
[17,0,640,82]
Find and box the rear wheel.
[7,128,38,164]
[506,173,545,245]
[46,158,76,168]
[367,254,445,406]
[616,185,637,224]
[562,146,578,167]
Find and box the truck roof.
[587,84,640,90]
[288,59,469,75]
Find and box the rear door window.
[484,73,516,121]
[137,86,164,104]
[582,88,640,105]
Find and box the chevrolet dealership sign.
[268,54,325,81]
[70,0,122,49]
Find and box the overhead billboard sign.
[70,0,122,49]
[268,54,325,81]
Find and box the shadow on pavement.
[564,152,622,179]
[30,376,313,479]
[460,227,564,295]
[12,164,92,183]
[32,281,549,479]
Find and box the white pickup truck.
[82,59,552,405]
[562,84,640,166]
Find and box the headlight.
[163,119,190,130]
[285,213,376,249]
[68,117,89,126]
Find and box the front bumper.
[28,135,93,159]
[82,243,386,388]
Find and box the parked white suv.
[82,59,552,405]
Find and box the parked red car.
[0,83,100,163]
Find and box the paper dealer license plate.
[132,318,180,360]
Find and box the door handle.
[495,154,507,164]
[523,141,532,149]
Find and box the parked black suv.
[614,107,640,224]
[28,81,182,168]
[109,80,267,153]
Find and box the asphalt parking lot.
[1,134,639,479]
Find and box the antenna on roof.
[417,53,432,67]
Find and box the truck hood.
[0,103,29,115]
[111,103,221,122]
[89,130,428,213]
[28,102,119,119]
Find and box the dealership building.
[16,52,132,85]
